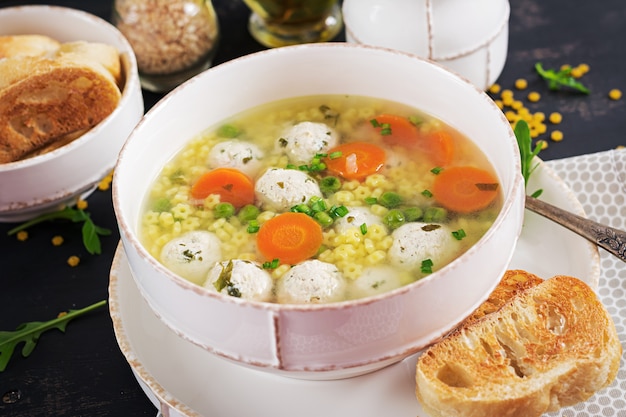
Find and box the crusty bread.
[415,272,622,417]
[0,34,60,59]
[0,38,122,163]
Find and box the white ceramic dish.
[109,161,600,417]
[0,5,143,222]
[113,42,525,379]
[342,0,510,90]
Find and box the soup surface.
[140,95,502,304]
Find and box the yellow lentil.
[76,199,88,210]
[500,89,514,99]
[488,83,501,94]
[98,170,114,191]
[514,79,528,90]
[609,89,622,100]
[548,112,563,124]
[67,255,80,267]
[511,100,524,110]
[577,63,590,74]
[570,67,584,79]
[51,235,64,246]
[527,91,541,102]
[560,64,572,71]
[16,230,28,241]
[537,139,549,150]
[550,130,564,142]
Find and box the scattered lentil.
[76,199,88,210]
[550,130,564,142]
[98,170,114,191]
[67,256,80,267]
[16,230,28,241]
[52,235,64,246]
[527,91,541,102]
[514,78,528,90]
[609,89,622,100]
[548,112,563,124]
[537,139,548,150]
[488,83,501,94]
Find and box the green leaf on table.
[535,62,590,94]
[514,120,543,197]
[0,300,107,372]
[6,206,111,255]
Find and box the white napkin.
[544,148,626,416]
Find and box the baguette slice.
[0,41,121,163]
[415,273,622,417]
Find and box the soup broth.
[140,95,502,304]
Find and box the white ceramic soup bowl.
[113,43,525,380]
[0,5,144,222]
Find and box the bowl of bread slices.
[0,5,143,222]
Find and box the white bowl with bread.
[113,43,528,380]
[0,5,143,222]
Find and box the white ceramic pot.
[113,43,524,380]
[342,0,510,90]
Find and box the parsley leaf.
[535,62,590,94]
[514,120,543,198]
[0,300,107,372]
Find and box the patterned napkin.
[544,148,626,416]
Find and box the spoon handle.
[525,196,626,262]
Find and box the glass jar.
[113,0,219,92]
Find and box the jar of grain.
[113,0,219,92]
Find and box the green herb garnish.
[421,259,434,274]
[514,120,543,198]
[7,206,111,255]
[535,62,590,94]
[452,229,467,240]
[0,300,106,372]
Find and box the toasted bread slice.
[0,34,61,59]
[0,41,121,163]
[415,274,622,417]
[460,269,543,327]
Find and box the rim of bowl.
[113,42,523,313]
[0,5,140,173]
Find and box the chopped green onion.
[364,196,378,205]
[291,204,313,215]
[329,151,343,159]
[246,220,260,233]
[383,209,405,230]
[423,206,447,222]
[217,124,241,138]
[310,198,327,213]
[421,189,433,198]
[263,258,280,269]
[320,176,342,194]
[430,167,443,175]
[379,191,402,208]
[360,223,368,235]
[452,229,467,240]
[329,205,349,218]
[286,163,297,169]
[409,115,423,126]
[370,118,381,128]
[380,123,392,136]
[314,211,334,227]
[403,207,423,222]
[421,259,434,274]
[214,202,235,219]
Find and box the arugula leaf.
[514,120,543,198]
[7,206,111,255]
[0,300,107,372]
[535,62,590,94]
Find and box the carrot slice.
[372,114,420,148]
[419,130,455,167]
[256,212,323,265]
[324,142,385,180]
[190,168,255,208]
[432,166,499,213]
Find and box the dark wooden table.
[1,1,624,416]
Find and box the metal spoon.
[525,196,626,262]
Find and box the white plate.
[109,161,600,417]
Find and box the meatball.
[350,266,404,299]
[206,139,264,178]
[255,167,322,211]
[160,231,222,284]
[276,260,346,304]
[204,259,273,302]
[333,206,384,234]
[277,121,339,165]
[388,222,460,273]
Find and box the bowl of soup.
[113,43,525,380]
[0,5,143,222]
